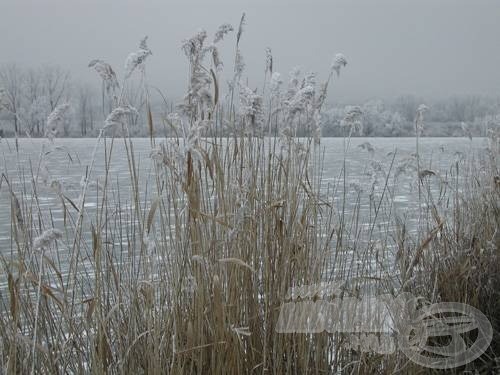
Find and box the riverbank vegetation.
[0,17,499,374]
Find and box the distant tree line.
[321,95,500,137]
[0,63,165,138]
[1,63,500,138]
[0,64,98,137]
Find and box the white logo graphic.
[276,283,492,369]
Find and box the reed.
[0,17,499,374]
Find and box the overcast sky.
[1,0,499,103]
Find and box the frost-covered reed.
[0,16,499,375]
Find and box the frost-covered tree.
[22,95,51,136]
[0,64,23,134]
[21,68,46,135]
[76,84,96,136]
[42,65,71,111]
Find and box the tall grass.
[0,18,499,374]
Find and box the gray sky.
[1,0,499,102]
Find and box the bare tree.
[76,84,96,136]
[42,65,71,111]
[22,67,50,135]
[0,64,24,135]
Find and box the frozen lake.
[0,137,489,287]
